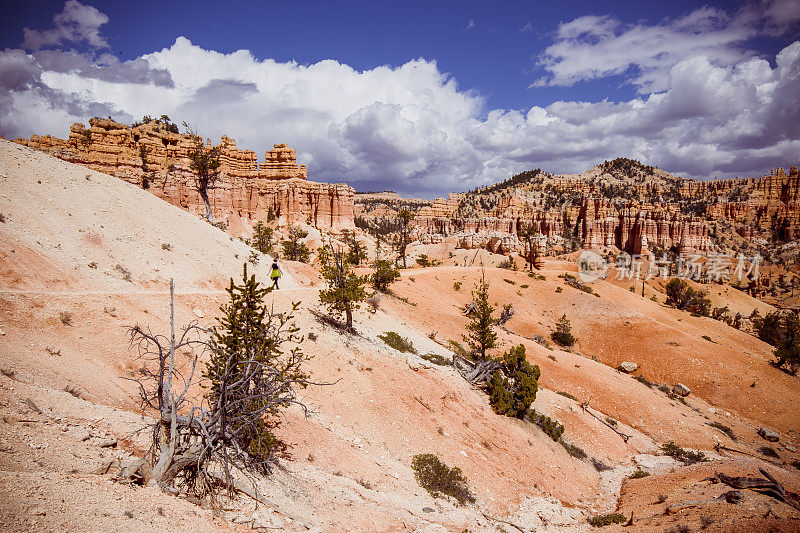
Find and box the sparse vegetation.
[628,469,650,479]
[588,512,627,527]
[487,344,540,418]
[59,311,73,326]
[462,271,497,360]
[115,264,132,282]
[411,454,475,505]
[634,374,655,388]
[453,281,462,291]
[378,331,416,354]
[701,334,715,343]
[497,257,516,270]
[319,243,369,332]
[395,210,414,268]
[249,221,274,254]
[161,243,172,251]
[755,310,800,374]
[371,259,400,292]
[530,410,565,441]
[124,267,310,498]
[661,441,707,464]
[415,254,441,267]
[502,278,515,285]
[185,124,221,223]
[421,353,452,366]
[665,278,711,316]
[557,390,577,401]
[281,224,310,263]
[551,314,576,347]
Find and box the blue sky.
[2,1,799,197]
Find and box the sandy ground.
[1,139,799,531]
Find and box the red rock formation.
[15,119,353,230]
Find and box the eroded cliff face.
[14,119,353,230]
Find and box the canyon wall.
[15,118,353,230]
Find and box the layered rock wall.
[15,119,353,229]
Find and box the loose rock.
[672,383,691,397]
[758,427,779,442]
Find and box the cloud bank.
[1,1,798,197]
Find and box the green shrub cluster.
[371,259,400,292]
[378,331,416,354]
[487,345,540,419]
[665,278,711,316]
[411,454,475,505]
[661,441,707,464]
[530,409,565,441]
[420,353,452,366]
[588,513,627,527]
[755,311,800,374]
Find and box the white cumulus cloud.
[1,2,798,197]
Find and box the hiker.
[270,260,282,289]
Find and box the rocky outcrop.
[15,119,353,229]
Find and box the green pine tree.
[462,270,497,360]
[319,243,369,332]
[204,264,307,470]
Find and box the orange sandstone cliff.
[14,118,353,230]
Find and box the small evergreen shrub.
[588,513,627,527]
[453,281,462,291]
[421,353,452,366]
[487,345,540,418]
[372,259,400,292]
[661,441,707,464]
[411,454,475,505]
[415,254,441,267]
[378,331,416,353]
[634,375,654,388]
[503,278,515,285]
[530,409,565,441]
[628,469,650,479]
[497,257,515,270]
[161,243,172,251]
[59,311,73,326]
[551,314,576,347]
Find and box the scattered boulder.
[758,427,779,442]
[672,383,691,397]
[619,361,638,373]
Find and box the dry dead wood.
[715,468,800,512]
[713,443,783,466]
[453,354,501,385]
[480,510,527,532]
[666,490,743,515]
[580,401,631,443]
